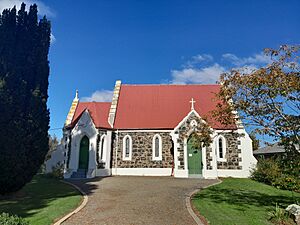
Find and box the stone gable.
[175,111,213,170]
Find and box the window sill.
[217,158,226,162]
[122,158,131,161]
[152,158,162,161]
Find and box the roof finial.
[65,89,79,126]
[189,98,196,110]
[74,89,79,101]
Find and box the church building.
[62,80,257,179]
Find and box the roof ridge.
[121,84,220,86]
[79,101,111,104]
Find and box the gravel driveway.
[63,176,218,225]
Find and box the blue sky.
[1,0,300,140]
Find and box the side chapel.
[62,80,257,179]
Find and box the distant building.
[253,143,286,159]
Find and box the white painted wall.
[64,110,98,178]
[45,144,65,173]
[95,130,112,177]
[236,128,257,177]
[112,168,172,176]
[210,128,257,178]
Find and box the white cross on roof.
[189,98,196,110]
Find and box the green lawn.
[0,175,82,225]
[192,178,300,225]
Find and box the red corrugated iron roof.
[113,84,234,129]
[71,102,111,129]
[70,84,235,130]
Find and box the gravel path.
[63,176,218,225]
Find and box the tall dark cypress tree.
[0,3,51,194]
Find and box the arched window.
[217,135,226,161]
[123,135,132,160]
[218,138,223,158]
[152,134,162,160]
[100,135,106,161]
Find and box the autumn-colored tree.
[249,133,260,151]
[214,45,299,151]
[187,122,213,149]
[213,45,300,176]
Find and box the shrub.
[272,175,300,193]
[46,163,64,179]
[251,158,281,184]
[0,213,28,225]
[251,158,300,192]
[268,203,295,225]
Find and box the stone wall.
[176,112,213,170]
[216,132,242,170]
[112,132,174,168]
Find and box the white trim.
[118,129,172,133]
[170,131,179,172]
[122,134,132,161]
[152,134,162,161]
[112,168,172,176]
[174,109,207,131]
[214,129,238,133]
[216,169,251,178]
[183,137,188,170]
[174,169,189,178]
[95,168,111,177]
[216,135,227,162]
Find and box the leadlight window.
[155,136,160,157]
[100,137,105,160]
[123,135,132,160]
[152,134,162,160]
[218,138,223,158]
[217,135,226,161]
[125,137,130,157]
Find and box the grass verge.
[192,178,300,225]
[0,175,82,225]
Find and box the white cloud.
[81,90,113,102]
[236,65,258,74]
[0,0,55,17]
[184,54,213,68]
[171,63,225,84]
[222,52,271,66]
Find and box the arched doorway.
[187,134,203,175]
[78,136,89,170]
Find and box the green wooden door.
[187,136,202,175]
[78,136,89,170]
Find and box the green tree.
[0,3,51,194]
